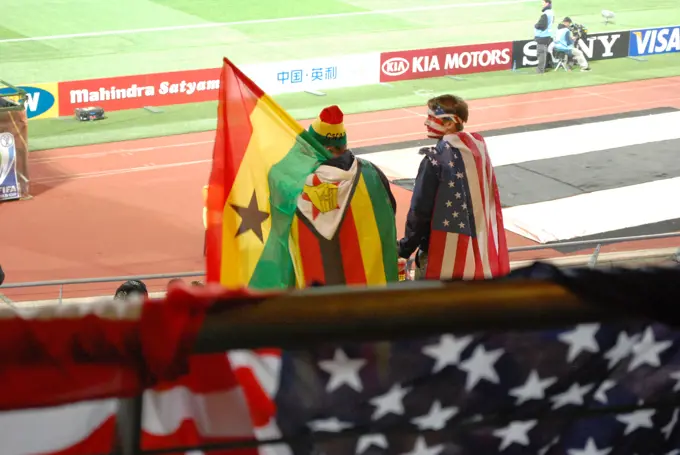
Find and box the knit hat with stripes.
[308,105,347,148]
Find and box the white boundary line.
[0,0,535,44]
[28,80,680,163]
[32,159,211,184]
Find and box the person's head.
[562,16,572,26]
[114,280,148,302]
[542,0,551,8]
[425,95,469,139]
[167,278,183,290]
[0,264,5,286]
[308,105,348,156]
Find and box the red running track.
[2,77,680,301]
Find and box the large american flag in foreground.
[266,265,680,455]
[1,265,680,454]
[423,132,510,281]
[271,321,680,454]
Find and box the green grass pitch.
[0,0,678,150]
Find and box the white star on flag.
[594,380,616,404]
[662,409,679,440]
[308,417,353,432]
[493,420,537,451]
[670,370,680,391]
[567,438,612,455]
[318,348,366,392]
[604,331,639,369]
[539,437,560,455]
[616,409,655,435]
[628,326,672,371]
[411,400,458,431]
[369,383,411,420]
[356,434,388,454]
[509,370,556,405]
[401,436,444,455]
[459,344,504,391]
[422,334,474,373]
[558,324,600,362]
[551,382,593,409]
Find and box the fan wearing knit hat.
[289,105,400,288]
[307,105,347,154]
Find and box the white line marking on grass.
[0,0,534,44]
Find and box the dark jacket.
[397,148,440,259]
[324,151,397,213]
[534,5,554,45]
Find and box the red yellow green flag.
[205,58,332,289]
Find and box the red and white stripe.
[426,132,510,280]
[0,290,260,455]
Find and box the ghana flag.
[205,58,332,289]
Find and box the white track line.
[26,94,680,183]
[32,160,211,184]
[353,97,680,145]
[0,0,534,44]
[29,141,214,163]
[27,80,680,163]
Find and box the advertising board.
[629,26,680,57]
[379,42,513,82]
[243,53,380,95]
[512,31,630,69]
[58,68,221,114]
[57,53,381,114]
[0,83,60,120]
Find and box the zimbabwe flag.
[206,58,332,289]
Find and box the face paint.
[425,106,452,138]
[424,105,465,138]
[425,115,447,138]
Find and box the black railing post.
[112,395,144,455]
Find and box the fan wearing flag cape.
[289,106,399,287]
[204,62,401,443]
[398,95,510,280]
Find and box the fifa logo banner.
[629,26,680,56]
[0,133,20,201]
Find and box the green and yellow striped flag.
[205,58,332,289]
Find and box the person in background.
[534,0,555,74]
[288,105,399,287]
[397,94,510,280]
[0,264,4,286]
[167,278,183,291]
[555,17,591,71]
[113,280,148,302]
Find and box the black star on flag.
[230,191,270,243]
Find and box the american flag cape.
[267,266,680,455]
[0,285,258,455]
[422,132,510,280]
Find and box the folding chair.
[548,42,570,72]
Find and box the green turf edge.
[27,54,680,152]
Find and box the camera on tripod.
[569,23,588,43]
